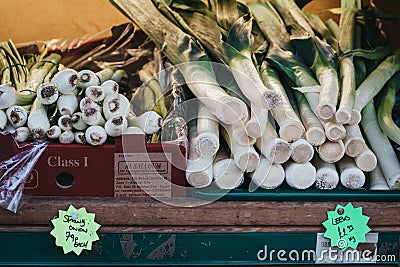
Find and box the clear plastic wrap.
[0,142,47,213]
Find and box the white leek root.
[85,125,107,146]
[291,139,314,164]
[354,145,377,172]
[249,156,285,190]
[337,156,366,189]
[312,155,339,190]
[284,161,316,189]
[324,121,346,141]
[6,106,28,128]
[317,140,345,163]
[212,148,244,189]
[255,121,292,164]
[127,111,162,135]
[193,104,220,157]
[343,124,365,157]
[369,165,390,190]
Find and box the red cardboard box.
[0,134,186,198]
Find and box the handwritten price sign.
[50,205,101,255]
[322,203,370,250]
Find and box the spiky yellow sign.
[322,203,370,250]
[50,205,101,255]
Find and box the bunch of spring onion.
[110,0,400,190]
[0,41,165,146]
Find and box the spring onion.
[337,156,366,189]
[47,125,62,140]
[85,125,107,146]
[74,131,87,144]
[127,111,162,135]
[57,93,78,116]
[70,112,88,131]
[0,109,7,131]
[0,84,18,109]
[105,115,128,137]
[52,68,78,95]
[59,131,75,144]
[37,82,59,105]
[12,126,30,142]
[27,98,50,140]
[86,85,106,102]
[6,105,28,128]
[103,93,130,120]
[248,156,285,190]
[284,160,317,189]
[101,80,119,96]
[58,115,73,132]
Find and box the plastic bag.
[0,142,47,213]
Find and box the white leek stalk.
[284,160,316,189]
[52,68,78,94]
[212,148,244,189]
[361,101,400,189]
[101,80,119,95]
[337,156,365,189]
[294,90,325,146]
[12,127,30,142]
[127,111,162,135]
[59,131,75,144]
[255,121,291,164]
[105,115,128,137]
[0,109,7,131]
[290,139,314,164]
[351,50,400,125]
[260,64,305,142]
[354,145,377,172]
[249,156,285,190]
[85,125,107,146]
[369,165,390,190]
[186,124,213,188]
[47,125,62,140]
[57,94,78,116]
[343,124,365,157]
[312,155,339,190]
[37,83,59,105]
[0,84,18,109]
[6,106,28,128]
[317,140,345,163]
[193,104,220,157]
[58,115,73,131]
[85,85,105,102]
[70,112,88,131]
[77,69,100,89]
[27,98,50,140]
[222,121,255,147]
[103,93,130,120]
[74,131,86,144]
[245,104,268,139]
[324,121,346,141]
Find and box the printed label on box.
[114,153,172,198]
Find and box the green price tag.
[50,205,101,255]
[322,203,370,250]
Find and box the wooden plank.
[1,197,399,227]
